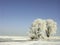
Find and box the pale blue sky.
[0,0,60,36]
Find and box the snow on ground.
[0,36,29,40]
[0,41,60,45]
[0,36,60,45]
[0,36,60,40]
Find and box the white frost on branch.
[46,19,57,34]
[29,19,47,40]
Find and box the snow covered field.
[0,41,60,45]
[0,36,60,45]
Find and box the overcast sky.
[0,0,60,36]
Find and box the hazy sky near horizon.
[0,0,60,36]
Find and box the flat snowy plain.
[0,36,60,45]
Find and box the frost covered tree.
[29,19,46,40]
[46,19,57,37]
[28,19,57,40]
